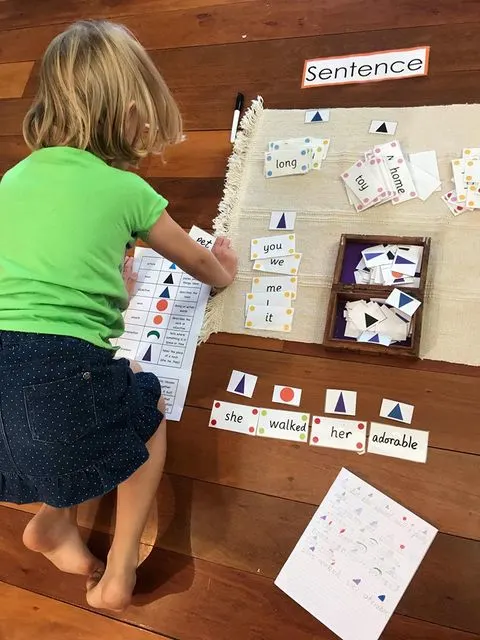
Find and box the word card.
[275,468,438,640]
[305,109,330,123]
[209,400,259,435]
[257,408,310,442]
[112,231,211,421]
[325,389,357,416]
[251,275,298,296]
[272,385,302,407]
[441,147,480,215]
[368,422,429,463]
[310,417,366,453]
[380,399,414,424]
[270,211,296,231]
[251,234,296,260]
[369,120,397,136]
[245,305,295,332]
[385,289,421,317]
[189,225,216,250]
[253,253,302,275]
[245,291,294,311]
[265,148,312,178]
[266,137,330,174]
[227,370,258,398]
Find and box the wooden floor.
[1,1,480,638]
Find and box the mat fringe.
[199,97,264,343]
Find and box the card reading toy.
[385,289,421,317]
[380,399,414,424]
[275,468,438,640]
[368,422,429,463]
[209,400,259,436]
[257,408,309,442]
[251,275,298,296]
[251,234,296,260]
[272,385,302,407]
[325,390,357,416]
[265,148,312,178]
[227,370,258,398]
[310,416,366,453]
[369,120,397,135]
[270,211,296,231]
[245,305,295,332]
[253,253,302,275]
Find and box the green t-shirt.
[0,147,167,350]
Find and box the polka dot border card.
[209,400,259,436]
[310,416,366,454]
[256,408,310,442]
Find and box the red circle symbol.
[312,436,319,443]
[153,315,163,325]
[402,517,407,521]
[400,544,405,549]
[358,423,365,430]
[252,408,258,415]
[248,426,254,433]
[211,419,217,426]
[314,417,321,425]
[280,387,295,402]
[156,299,168,312]
[215,402,221,408]
[356,442,363,450]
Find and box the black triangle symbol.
[376,122,388,133]
[142,345,152,362]
[164,274,174,284]
[311,111,322,122]
[365,313,378,328]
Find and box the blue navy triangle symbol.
[388,403,403,421]
[311,111,322,122]
[234,375,246,395]
[277,213,286,229]
[368,334,380,343]
[398,292,412,308]
[334,392,346,413]
[395,255,415,265]
[159,287,170,298]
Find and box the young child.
[0,20,237,612]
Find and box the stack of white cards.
[442,148,480,216]
[341,141,440,211]
[245,232,301,332]
[355,244,423,287]
[265,137,330,178]
[344,289,421,345]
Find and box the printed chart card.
[209,400,259,436]
[275,468,438,640]
[257,408,310,442]
[368,422,429,463]
[137,363,191,422]
[310,417,366,453]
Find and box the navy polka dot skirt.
[0,331,163,508]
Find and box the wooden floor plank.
[189,343,480,455]
[167,407,480,540]
[0,582,168,640]
[0,134,28,174]
[0,507,478,639]
[0,61,33,98]
[2,0,480,64]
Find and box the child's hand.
[122,256,138,299]
[212,237,238,286]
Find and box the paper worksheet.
[275,468,437,640]
[113,238,212,421]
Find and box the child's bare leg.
[23,504,104,576]
[86,397,167,612]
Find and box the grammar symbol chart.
[112,246,211,421]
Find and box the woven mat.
[202,100,480,366]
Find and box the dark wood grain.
[0,134,28,173]
[0,61,33,98]
[166,407,480,540]
[0,506,478,639]
[188,343,480,455]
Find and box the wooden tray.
[323,234,431,358]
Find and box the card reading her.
[251,234,296,260]
[264,148,312,178]
[257,408,310,442]
[310,416,366,453]
[253,253,302,275]
[209,400,259,436]
[251,275,298,296]
[245,305,295,332]
[368,422,429,463]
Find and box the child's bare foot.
[23,505,104,577]
[86,555,137,611]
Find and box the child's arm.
[146,212,237,288]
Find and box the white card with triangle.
[227,370,258,398]
[380,398,414,424]
[369,120,398,135]
[385,288,422,317]
[305,109,330,123]
[324,389,357,416]
[270,211,296,231]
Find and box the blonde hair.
[23,20,182,166]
